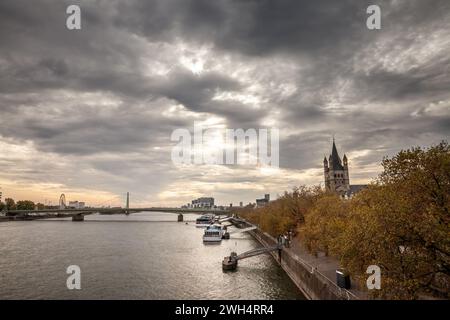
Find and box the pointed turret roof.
[330,138,344,170]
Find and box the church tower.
[323,138,350,195]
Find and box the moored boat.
[202,224,227,242]
[195,214,215,227]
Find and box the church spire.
[323,137,351,195]
[330,137,344,170]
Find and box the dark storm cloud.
[114,0,373,56]
[280,131,332,170]
[157,67,243,111]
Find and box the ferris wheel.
[59,193,66,209]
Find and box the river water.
[0,212,304,299]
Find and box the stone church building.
[323,139,366,198]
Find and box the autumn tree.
[36,203,45,210]
[339,141,450,299]
[278,186,322,226]
[238,186,321,237]
[299,192,349,256]
[5,198,16,210]
[16,200,35,210]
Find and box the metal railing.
[239,218,360,300]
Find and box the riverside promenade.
[241,219,368,300]
[288,239,368,299]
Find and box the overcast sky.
[0,0,449,207]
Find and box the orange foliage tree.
[338,141,450,299]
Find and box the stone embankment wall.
[248,228,358,300]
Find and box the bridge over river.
[1,207,231,222]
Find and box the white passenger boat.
[195,214,215,228]
[202,224,228,242]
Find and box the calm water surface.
[0,212,304,299]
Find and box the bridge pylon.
[72,213,84,221]
[126,192,129,215]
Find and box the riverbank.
[0,215,62,222]
[238,220,366,300]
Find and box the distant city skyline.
[0,0,449,207]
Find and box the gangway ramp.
[236,245,281,261]
[228,226,257,234]
[218,216,248,224]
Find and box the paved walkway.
[288,238,368,299]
